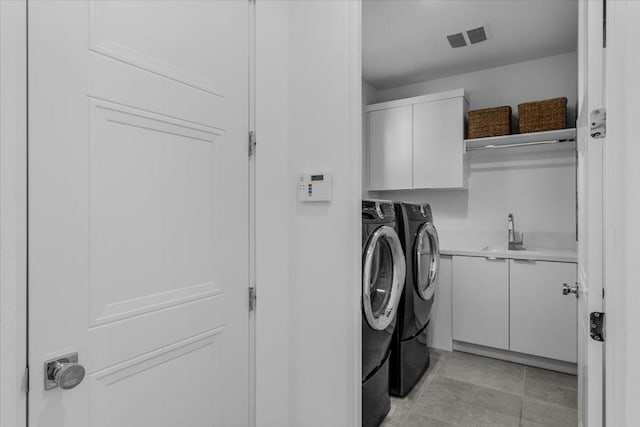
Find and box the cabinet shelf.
[465,128,576,152]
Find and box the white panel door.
[28,2,250,426]
[368,106,412,190]
[510,260,578,363]
[413,98,466,189]
[452,256,509,350]
[577,0,605,425]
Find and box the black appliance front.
[390,202,440,397]
[361,200,406,427]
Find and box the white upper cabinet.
[413,97,466,188]
[367,89,468,191]
[368,105,413,190]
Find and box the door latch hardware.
[590,109,606,139]
[44,353,86,391]
[248,130,256,156]
[24,366,29,395]
[562,282,579,298]
[590,312,605,342]
[249,286,256,311]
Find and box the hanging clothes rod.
[466,138,575,151]
[464,128,577,152]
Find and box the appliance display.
[389,203,440,397]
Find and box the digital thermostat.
[297,173,332,202]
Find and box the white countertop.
[440,247,577,263]
[437,230,577,263]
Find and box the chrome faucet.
[508,213,524,250]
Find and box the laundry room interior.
[360,1,582,426]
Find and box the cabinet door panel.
[428,255,453,351]
[368,106,412,190]
[452,256,509,350]
[510,260,577,362]
[413,98,465,189]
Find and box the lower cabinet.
[452,256,509,350]
[452,255,578,363]
[510,259,577,363]
[428,255,453,351]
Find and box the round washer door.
[415,222,440,301]
[362,225,406,331]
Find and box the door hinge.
[248,130,256,156]
[590,109,606,139]
[249,286,256,311]
[24,366,29,395]
[590,312,605,342]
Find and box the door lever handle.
[562,283,579,298]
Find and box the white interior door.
[28,1,250,426]
[577,0,605,425]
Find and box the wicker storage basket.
[468,106,512,139]
[518,97,567,133]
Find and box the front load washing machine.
[389,202,440,397]
[361,200,406,427]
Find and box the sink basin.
[509,244,528,251]
[481,245,505,253]
[481,245,538,253]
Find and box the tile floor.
[381,350,578,427]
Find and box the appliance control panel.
[297,173,332,202]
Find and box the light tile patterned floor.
[381,350,578,427]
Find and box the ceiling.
[363,0,578,90]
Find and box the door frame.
[603,1,640,426]
[0,1,28,427]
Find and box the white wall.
[255,2,290,426]
[370,144,577,248]
[287,2,361,425]
[375,52,578,126]
[363,81,377,106]
[368,53,578,247]
[256,2,361,426]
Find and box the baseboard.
[452,341,577,375]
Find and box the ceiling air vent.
[466,26,487,44]
[446,33,467,48]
